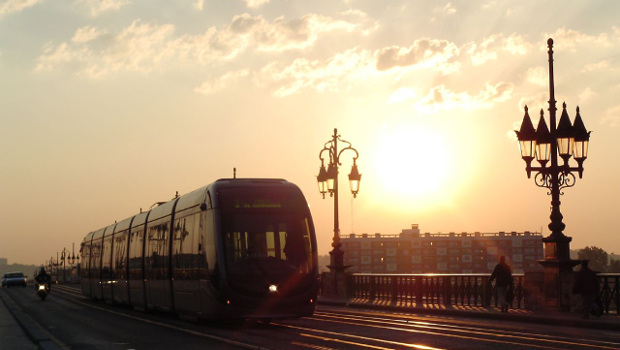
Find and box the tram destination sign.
[234,199,282,209]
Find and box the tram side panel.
[90,228,105,300]
[112,216,133,305]
[171,208,206,317]
[128,211,149,311]
[145,200,176,312]
[101,224,116,302]
[198,204,223,318]
[79,233,94,297]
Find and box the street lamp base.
[322,267,350,300]
[537,259,581,311]
[538,233,580,311]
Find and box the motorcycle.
[36,282,49,301]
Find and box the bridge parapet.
[347,273,523,309]
[599,274,620,314]
[337,273,620,314]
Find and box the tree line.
[577,246,620,273]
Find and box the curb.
[0,290,65,350]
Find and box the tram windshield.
[218,186,315,279]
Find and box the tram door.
[144,200,176,312]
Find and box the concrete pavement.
[0,288,38,349]
[0,288,63,350]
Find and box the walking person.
[489,255,513,312]
[572,260,600,319]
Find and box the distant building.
[341,224,544,274]
[0,258,7,266]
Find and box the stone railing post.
[415,276,423,306]
[443,276,452,306]
[482,276,492,307]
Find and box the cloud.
[525,66,547,86]
[388,87,416,104]
[579,87,596,104]
[230,12,367,52]
[415,82,513,113]
[222,34,527,98]
[194,0,204,11]
[375,38,460,74]
[581,60,610,73]
[35,13,370,78]
[602,105,620,127]
[482,1,497,9]
[547,28,613,51]
[36,20,176,78]
[518,93,547,113]
[241,0,269,9]
[466,33,529,66]
[74,0,129,17]
[0,0,43,17]
[71,26,105,43]
[255,47,376,97]
[194,69,249,95]
[435,2,456,15]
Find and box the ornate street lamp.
[49,254,59,283]
[61,247,71,283]
[317,128,361,272]
[69,242,80,266]
[515,38,591,310]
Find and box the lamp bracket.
[534,170,576,194]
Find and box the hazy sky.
[1,0,619,266]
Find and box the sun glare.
[372,126,452,201]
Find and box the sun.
[370,125,452,201]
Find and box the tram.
[79,178,319,320]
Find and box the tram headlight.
[268,284,278,293]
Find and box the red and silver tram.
[80,179,319,319]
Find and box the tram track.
[312,310,620,346]
[40,286,620,350]
[281,308,620,350]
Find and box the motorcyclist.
[35,267,51,291]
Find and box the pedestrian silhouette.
[572,260,601,318]
[489,256,513,312]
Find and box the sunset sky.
[2,0,620,266]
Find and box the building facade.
[341,225,544,274]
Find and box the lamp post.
[515,38,591,310]
[317,128,361,273]
[56,251,60,283]
[60,247,71,283]
[49,255,58,283]
[69,242,80,282]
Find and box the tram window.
[146,222,170,279]
[102,235,113,280]
[223,215,313,273]
[128,227,145,280]
[173,213,205,279]
[114,232,128,280]
[91,241,102,279]
[80,244,90,279]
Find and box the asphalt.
[1,288,618,350]
[0,288,63,350]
